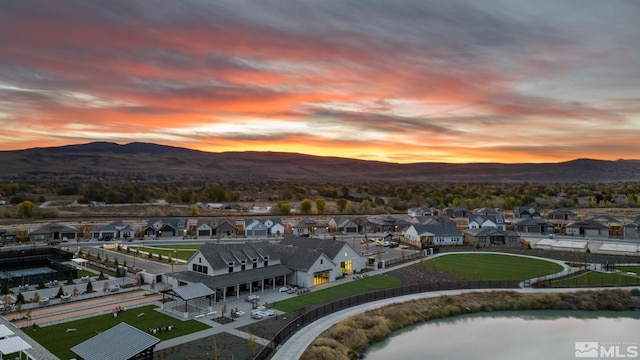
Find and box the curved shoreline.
[273,286,640,360]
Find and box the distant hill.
[1,142,640,183]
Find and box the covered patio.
[160,283,216,319]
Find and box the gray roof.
[29,222,78,235]
[146,218,188,231]
[166,282,215,301]
[465,227,518,237]
[197,242,279,271]
[272,244,334,272]
[70,322,159,360]
[174,264,292,289]
[412,223,461,237]
[567,219,609,229]
[514,217,553,226]
[278,236,350,260]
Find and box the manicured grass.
[131,246,197,261]
[550,271,640,287]
[425,253,564,281]
[154,244,204,251]
[273,274,400,313]
[27,304,210,359]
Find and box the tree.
[300,199,313,214]
[56,286,64,298]
[73,286,79,297]
[247,334,259,355]
[17,200,35,218]
[336,198,348,212]
[38,278,45,289]
[190,204,200,216]
[86,280,93,293]
[150,279,156,291]
[16,292,25,304]
[277,202,291,215]
[67,272,74,285]
[1,281,8,295]
[360,199,372,212]
[33,292,41,305]
[222,304,228,318]
[316,198,327,214]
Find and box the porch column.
[235,284,239,299]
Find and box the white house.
[468,214,505,230]
[404,223,462,247]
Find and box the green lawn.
[550,271,640,287]
[273,274,400,313]
[27,304,210,359]
[425,253,564,281]
[129,246,198,261]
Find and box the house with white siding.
[403,223,462,247]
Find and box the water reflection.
[364,310,640,360]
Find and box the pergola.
[0,325,32,360]
[161,283,215,317]
[70,258,89,269]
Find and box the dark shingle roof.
[198,242,279,270]
[278,236,348,260]
[70,323,159,360]
[271,244,334,271]
[412,223,461,237]
[174,264,292,289]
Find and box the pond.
[364,310,640,360]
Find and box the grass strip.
[273,275,400,313]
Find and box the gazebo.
[160,282,216,319]
[70,323,159,360]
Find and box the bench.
[194,314,205,320]
[207,311,217,317]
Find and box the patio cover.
[70,322,159,360]
[0,336,31,357]
[0,325,14,339]
[163,282,215,301]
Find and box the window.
[241,264,246,271]
[320,259,323,265]
[192,264,208,274]
[341,260,353,275]
[228,266,234,273]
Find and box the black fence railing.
[255,279,519,360]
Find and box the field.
[27,304,210,359]
[127,245,200,261]
[425,253,564,281]
[273,274,400,313]
[550,271,640,287]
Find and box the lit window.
[344,251,348,257]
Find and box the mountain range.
[1,142,640,183]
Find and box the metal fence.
[254,279,519,360]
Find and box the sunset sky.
[1,1,639,164]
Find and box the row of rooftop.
[2,206,640,247]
